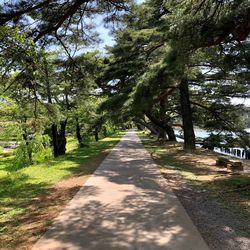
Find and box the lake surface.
[175,128,250,159]
[175,128,250,139]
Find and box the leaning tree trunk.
[179,79,196,150]
[144,111,177,141]
[160,100,177,141]
[165,125,176,141]
[158,100,167,141]
[57,119,67,155]
[137,120,158,135]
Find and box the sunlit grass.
[0,132,125,225]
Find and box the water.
[174,128,210,139]
[194,129,210,138]
[175,128,250,159]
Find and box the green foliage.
[0,0,249,154]
[203,134,222,150]
[30,134,52,163]
[0,122,19,141]
[203,132,250,150]
[98,0,250,150]
[12,142,31,169]
[12,133,52,170]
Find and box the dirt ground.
[148,141,250,250]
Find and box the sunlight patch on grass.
[0,207,26,222]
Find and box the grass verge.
[139,132,250,232]
[0,132,124,249]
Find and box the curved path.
[33,130,209,250]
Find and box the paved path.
[33,131,209,250]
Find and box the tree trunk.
[51,123,59,157]
[137,120,158,135]
[158,128,167,141]
[94,127,99,142]
[22,129,33,163]
[57,119,67,155]
[158,100,167,141]
[102,126,107,137]
[144,111,177,141]
[165,126,176,141]
[179,79,196,150]
[75,117,83,147]
[160,100,177,141]
[44,56,60,157]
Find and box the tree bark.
[160,100,177,141]
[22,129,33,163]
[158,100,167,141]
[44,56,60,157]
[57,119,67,155]
[165,126,176,141]
[102,126,107,137]
[144,111,176,141]
[94,127,99,142]
[51,123,59,157]
[137,120,158,135]
[158,128,167,141]
[76,117,85,147]
[179,79,196,150]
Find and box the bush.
[11,134,52,170]
[203,133,222,150]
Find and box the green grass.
[0,132,124,225]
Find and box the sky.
[94,0,145,51]
[93,16,116,52]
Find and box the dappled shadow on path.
[33,131,209,250]
[33,194,193,250]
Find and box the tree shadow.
[141,134,250,249]
[143,137,223,176]
[32,132,209,249]
[0,173,49,221]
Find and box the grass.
[139,131,250,227]
[0,132,124,231]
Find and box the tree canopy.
[0,0,249,162]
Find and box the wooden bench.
[216,156,243,171]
